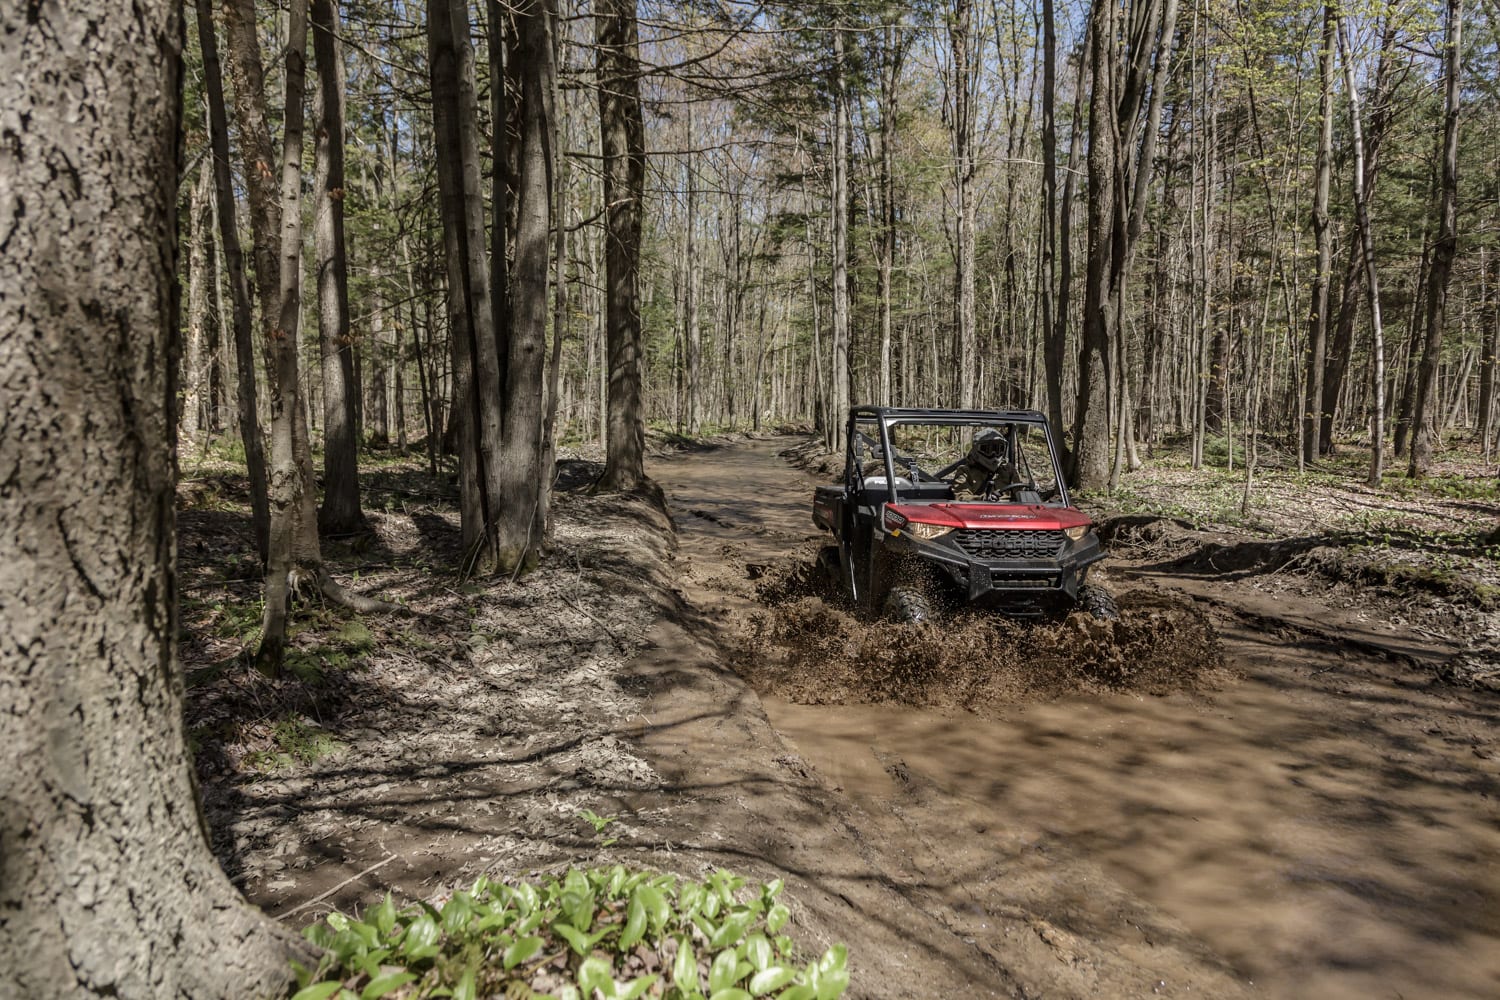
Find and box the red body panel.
[885,502,1091,531]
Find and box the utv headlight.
[907,521,954,540]
[1063,525,1090,542]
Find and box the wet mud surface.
[654,436,1500,1000]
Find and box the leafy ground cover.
[290,867,848,1000]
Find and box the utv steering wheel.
[985,482,1029,501]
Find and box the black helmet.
[970,429,1007,473]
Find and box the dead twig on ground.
[274,853,400,920]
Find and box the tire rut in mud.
[733,551,1228,712]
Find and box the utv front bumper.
[886,529,1104,611]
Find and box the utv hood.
[885,502,1092,532]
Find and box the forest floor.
[180,432,1500,999]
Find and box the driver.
[951,429,1015,499]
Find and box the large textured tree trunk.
[312,0,366,535]
[1409,0,1463,477]
[1303,4,1336,465]
[257,0,328,671]
[0,2,300,993]
[595,0,647,490]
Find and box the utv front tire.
[815,545,842,592]
[883,587,934,624]
[1077,584,1120,622]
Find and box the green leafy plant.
[578,809,619,848]
[290,866,849,1000]
[245,715,346,774]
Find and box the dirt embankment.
[183,463,680,917]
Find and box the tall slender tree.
[828,22,852,446]
[1339,13,1389,486]
[312,0,367,535]
[596,0,648,489]
[1409,0,1464,477]
[257,0,325,671]
[430,0,506,571]
[195,0,270,560]
[1303,4,1337,466]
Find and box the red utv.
[811,407,1116,622]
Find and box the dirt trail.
[652,436,1500,1000]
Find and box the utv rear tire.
[1077,584,1120,622]
[883,587,934,624]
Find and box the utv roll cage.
[843,406,1072,508]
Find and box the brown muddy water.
[653,436,1500,1000]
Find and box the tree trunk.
[542,14,570,537]
[1338,15,1388,486]
[0,2,300,992]
[312,0,366,536]
[828,24,852,446]
[430,0,506,571]
[200,0,270,559]
[184,160,213,442]
[492,0,554,572]
[222,0,283,371]
[949,0,977,408]
[685,105,703,432]
[1303,4,1336,464]
[1318,12,1399,455]
[1480,250,1498,446]
[595,0,647,490]
[878,21,903,405]
[257,0,327,672]
[1319,239,1364,453]
[1394,239,1431,457]
[1409,0,1463,477]
[1040,0,1062,439]
[368,262,390,446]
[1072,0,1119,488]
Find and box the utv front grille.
[952,528,1066,560]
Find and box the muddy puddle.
[740,561,1227,710]
[654,436,1500,1000]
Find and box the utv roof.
[849,406,1049,422]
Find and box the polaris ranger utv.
[811,406,1116,622]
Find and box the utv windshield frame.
[845,406,1071,508]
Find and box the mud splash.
[736,557,1226,712]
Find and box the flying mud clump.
[736,563,1226,712]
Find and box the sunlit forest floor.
[172,428,1499,997]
